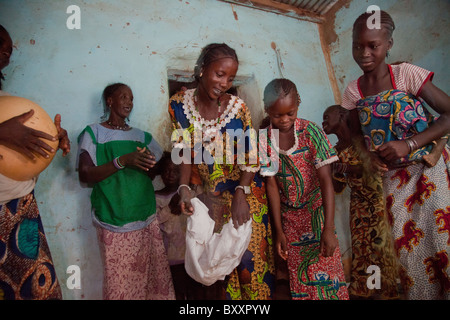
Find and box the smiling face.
[0,27,13,72]
[107,85,133,120]
[198,57,238,101]
[267,92,298,133]
[352,24,393,73]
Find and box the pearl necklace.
[107,121,129,130]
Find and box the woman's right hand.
[0,110,57,160]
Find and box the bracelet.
[405,137,419,153]
[177,184,191,194]
[113,157,125,170]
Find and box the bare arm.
[78,148,156,184]
[230,170,254,228]
[266,175,287,260]
[178,160,194,215]
[317,164,338,257]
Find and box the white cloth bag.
[184,197,252,286]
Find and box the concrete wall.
[1,0,447,300]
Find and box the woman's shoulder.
[390,62,432,78]
[342,79,361,110]
[343,78,359,94]
[79,123,98,136]
[390,62,433,95]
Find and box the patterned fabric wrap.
[168,89,275,300]
[356,89,434,165]
[97,219,175,300]
[0,192,62,300]
[358,89,450,299]
[384,147,450,299]
[261,118,348,300]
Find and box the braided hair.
[263,78,301,112]
[353,10,395,39]
[193,43,238,82]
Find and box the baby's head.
[322,104,350,135]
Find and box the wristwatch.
[235,185,251,194]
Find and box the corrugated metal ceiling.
[219,0,340,23]
[274,0,338,15]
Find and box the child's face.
[107,86,134,119]
[352,24,393,73]
[267,93,298,133]
[161,161,180,187]
[322,108,341,135]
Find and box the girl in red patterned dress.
[261,78,349,300]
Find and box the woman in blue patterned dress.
[168,43,275,300]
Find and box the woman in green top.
[77,83,175,299]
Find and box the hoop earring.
[386,50,390,58]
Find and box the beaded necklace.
[107,121,130,130]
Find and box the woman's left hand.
[230,190,251,229]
